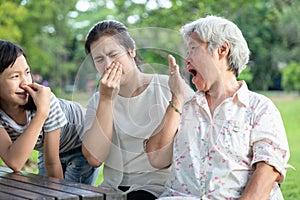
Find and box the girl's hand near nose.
[99,62,122,100]
[22,83,51,119]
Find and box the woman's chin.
[192,76,205,91]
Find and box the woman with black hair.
[81,20,194,199]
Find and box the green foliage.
[0,2,27,42]
[233,0,286,90]
[276,1,300,63]
[281,61,300,93]
[237,66,253,85]
[1,0,78,89]
[1,0,300,93]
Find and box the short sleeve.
[0,112,5,128]
[250,99,290,183]
[43,93,67,133]
[82,92,100,139]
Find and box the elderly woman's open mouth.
[188,69,197,76]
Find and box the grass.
[269,93,300,199]
[0,91,299,198]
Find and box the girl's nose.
[21,74,32,85]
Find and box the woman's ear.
[218,41,230,58]
[129,48,136,58]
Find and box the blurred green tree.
[0,0,298,92]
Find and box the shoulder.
[50,92,57,100]
[86,92,100,108]
[49,92,60,106]
[248,91,280,115]
[0,110,5,127]
[58,98,85,113]
[249,91,275,106]
[237,81,276,110]
[91,92,100,102]
[46,93,65,118]
[155,74,169,83]
[153,74,169,90]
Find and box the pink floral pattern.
[160,82,290,200]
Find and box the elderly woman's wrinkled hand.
[168,54,186,106]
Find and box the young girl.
[0,40,98,185]
[81,20,194,199]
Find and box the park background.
[0,0,299,199]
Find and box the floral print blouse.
[160,81,290,200]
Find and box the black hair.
[0,40,26,73]
[0,40,36,111]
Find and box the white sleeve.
[82,92,100,138]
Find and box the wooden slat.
[0,172,103,200]
[0,190,29,200]
[23,173,126,199]
[0,166,105,200]
[0,183,55,199]
[0,177,78,200]
[23,172,108,194]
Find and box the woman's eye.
[95,58,103,63]
[11,75,19,78]
[110,53,118,58]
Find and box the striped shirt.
[0,93,84,153]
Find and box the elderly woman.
[146,15,290,200]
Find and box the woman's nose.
[185,57,191,66]
[102,58,113,70]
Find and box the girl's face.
[90,35,136,77]
[0,55,32,108]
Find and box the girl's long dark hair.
[24,96,36,111]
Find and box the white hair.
[180,15,250,76]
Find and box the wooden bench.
[0,166,126,199]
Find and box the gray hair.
[180,15,250,76]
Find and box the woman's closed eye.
[10,74,19,79]
[108,53,118,58]
[94,56,104,63]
